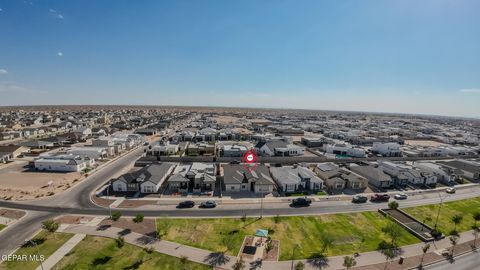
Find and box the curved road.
[1,145,480,262]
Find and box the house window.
[231,186,235,190]
[242,185,246,189]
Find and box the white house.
[67,147,108,160]
[372,142,402,157]
[413,162,460,185]
[34,154,94,172]
[255,140,304,156]
[112,163,175,193]
[270,166,323,193]
[324,144,365,158]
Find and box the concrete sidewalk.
[36,233,86,270]
[59,223,479,270]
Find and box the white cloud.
[459,88,480,93]
[49,8,56,13]
[49,8,64,19]
[57,52,63,57]
[0,8,3,12]
[57,14,64,19]
[0,69,8,75]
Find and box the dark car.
[177,200,195,208]
[199,200,217,208]
[370,194,390,202]
[352,195,368,203]
[291,197,312,207]
[229,160,241,164]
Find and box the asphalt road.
[425,250,480,270]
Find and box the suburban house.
[379,161,437,186]
[223,164,276,193]
[0,145,30,158]
[167,163,216,193]
[219,144,248,157]
[350,164,393,189]
[135,128,158,136]
[67,147,108,160]
[73,127,92,140]
[437,160,480,181]
[372,142,402,157]
[185,142,215,156]
[413,162,461,185]
[34,154,94,172]
[255,140,304,156]
[314,163,367,192]
[270,165,323,194]
[19,140,54,149]
[324,144,365,158]
[195,128,217,141]
[112,163,175,193]
[147,141,179,156]
[301,137,326,148]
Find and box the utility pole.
[26,239,44,270]
[107,181,112,219]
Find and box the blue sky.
[0,0,479,117]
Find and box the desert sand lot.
[0,160,82,201]
[404,140,448,147]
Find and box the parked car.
[177,200,195,208]
[199,200,217,208]
[352,194,368,203]
[291,197,312,207]
[394,193,408,200]
[370,194,390,202]
[229,160,241,164]
[446,187,456,194]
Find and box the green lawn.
[0,224,6,231]
[157,211,420,260]
[51,235,210,270]
[0,231,73,270]
[404,196,480,235]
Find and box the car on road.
[199,200,217,208]
[177,200,195,208]
[229,160,241,164]
[143,142,149,146]
[370,194,390,202]
[352,194,368,203]
[446,187,456,194]
[394,193,408,200]
[291,197,312,207]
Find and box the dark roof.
[223,164,275,186]
[116,163,174,185]
[0,145,23,153]
[438,160,480,174]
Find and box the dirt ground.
[0,209,25,219]
[55,215,94,224]
[99,217,157,237]
[0,160,83,201]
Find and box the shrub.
[116,236,125,248]
[111,211,122,221]
[133,214,144,223]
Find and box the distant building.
[219,144,248,157]
[372,142,402,157]
[34,154,94,172]
[255,140,304,156]
[324,144,365,158]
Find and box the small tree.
[232,257,246,270]
[320,232,335,254]
[451,214,463,233]
[449,235,459,257]
[419,243,430,268]
[265,238,274,253]
[133,213,144,223]
[388,201,399,210]
[42,220,59,233]
[473,212,480,228]
[240,213,247,223]
[116,236,125,248]
[343,256,356,270]
[111,211,122,221]
[274,214,281,224]
[382,222,402,248]
[294,261,305,270]
[380,246,395,270]
[179,255,189,270]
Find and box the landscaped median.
[0,231,73,270]
[156,212,420,260]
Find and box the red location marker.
[242,149,258,172]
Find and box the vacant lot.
[0,161,82,201]
[51,235,210,270]
[0,231,73,270]
[404,196,480,235]
[157,211,419,260]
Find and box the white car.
[446,187,456,194]
[394,193,408,200]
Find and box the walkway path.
[35,233,86,270]
[57,223,479,270]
